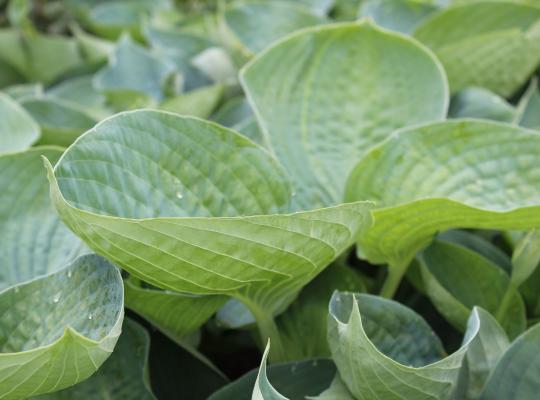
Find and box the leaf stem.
[380,259,409,299]
[238,297,287,362]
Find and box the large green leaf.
[328,292,480,400]
[124,278,226,343]
[241,21,447,209]
[480,322,540,399]
[36,318,155,399]
[419,240,525,339]
[45,110,372,360]
[0,254,124,399]
[414,2,540,96]
[0,147,87,290]
[223,1,327,55]
[21,98,98,147]
[448,87,516,123]
[0,92,39,154]
[345,120,540,297]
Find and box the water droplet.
[88,314,93,320]
[53,293,61,304]
[176,191,183,199]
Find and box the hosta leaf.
[419,240,526,339]
[0,148,86,289]
[210,354,335,400]
[345,120,540,296]
[252,343,288,400]
[0,92,39,154]
[515,78,540,130]
[45,110,372,359]
[0,254,124,399]
[21,98,98,147]
[276,263,368,360]
[212,96,263,144]
[448,87,515,123]
[0,29,84,84]
[124,278,226,343]
[511,230,540,287]
[293,0,334,16]
[223,1,327,55]
[37,318,155,399]
[94,35,177,107]
[358,0,440,34]
[414,2,540,96]
[480,322,540,400]
[328,292,480,400]
[47,76,108,119]
[241,21,448,209]
[456,309,509,400]
[159,84,223,119]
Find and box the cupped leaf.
[358,0,440,34]
[515,78,540,130]
[252,343,288,400]
[414,2,540,96]
[419,240,526,339]
[0,254,124,399]
[0,147,86,289]
[0,92,39,154]
[37,318,155,399]
[480,322,540,400]
[241,21,448,209]
[21,98,98,147]
[94,35,177,108]
[328,292,480,399]
[125,278,226,343]
[211,352,335,400]
[276,262,368,360]
[448,87,515,123]
[456,309,509,400]
[223,1,327,55]
[345,120,540,296]
[45,110,372,360]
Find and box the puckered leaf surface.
[241,21,448,209]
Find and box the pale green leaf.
[252,343,289,400]
[328,292,480,399]
[345,120,540,275]
[21,97,98,147]
[0,93,39,154]
[414,2,540,96]
[124,278,226,343]
[419,240,526,338]
[448,87,516,123]
[480,322,540,400]
[307,375,354,400]
[223,1,327,55]
[241,21,448,209]
[359,0,440,34]
[36,318,155,400]
[0,147,87,289]
[0,254,124,399]
[4,83,43,102]
[45,110,372,359]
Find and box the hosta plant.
[1,0,540,399]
